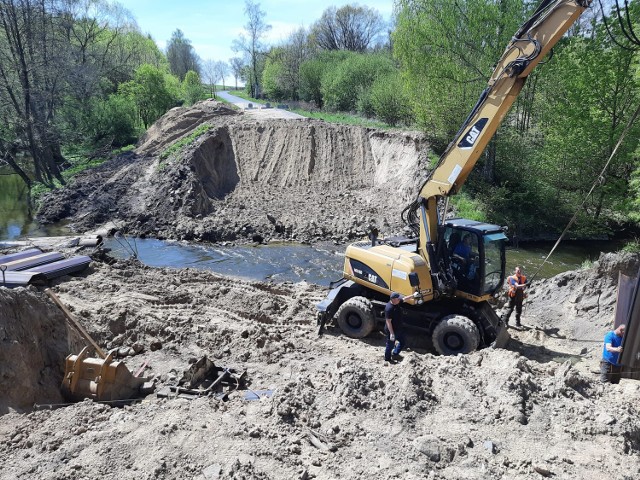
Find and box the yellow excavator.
[317,0,592,354]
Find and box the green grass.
[622,238,640,253]
[31,154,108,203]
[231,90,267,105]
[114,144,135,154]
[580,259,595,269]
[160,123,213,161]
[450,193,487,222]
[291,109,390,128]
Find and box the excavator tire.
[432,314,480,355]
[336,296,376,339]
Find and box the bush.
[321,52,395,112]
[89,95,139,147]
[300,51,352,108]
[183,70,203,106]
[356,87,375,118]
[369,73,412,126]
[119,64,179,128]
[622,239,640,253]
[262,60,288,101]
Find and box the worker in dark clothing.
[384,292,414,362]
[502,266,527,327]
[452,234,472,263]
[600,324,625,384]
[451,234,478,283]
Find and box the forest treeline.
[1,0,639,239]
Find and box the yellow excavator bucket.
[61,347,147,402]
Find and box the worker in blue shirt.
[600,324,625,384]
[452,234,472,263]
[452,234,478,281]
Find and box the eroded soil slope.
[38,100,428,244]
[0,251,639,480]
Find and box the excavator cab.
[440,219,507,299]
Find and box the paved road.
[216,90,305,120]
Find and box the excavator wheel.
[432,314,480,355]
[336,296,376,339]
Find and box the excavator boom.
[412,0,591,249]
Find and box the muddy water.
[0,173,34,239]
[505,242,622,280]
[100,237,622,286]
[0,173,623,284]
[103,237,345,285]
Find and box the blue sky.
[118,1,395,64]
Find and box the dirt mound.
[16,100,640,479]
[37,104,428,244]
[0,288,73,412]
[136,99,238,157]
[523,251,640,343]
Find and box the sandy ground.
[1,249,639,480]
[2,101,639,480]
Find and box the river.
[0,173,624,285]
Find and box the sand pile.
[38,101,428,244]
[0,288,71,412]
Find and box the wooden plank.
[45,288,106,359]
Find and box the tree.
[394,0,529,143]
[0,0,91,186]
[232,0,271,97]
[214,61,230,90]
[87,94,139,147]
[0,0,57,187]
[202,59,218,97]
[533,32,640,234]
[262,48,288,100]
[311,5,385,52]
[263,27,314,101]
[300,55,332,107]
[229,57,246,90]
[119,64,177,128]
[320,52,395,111]
[368,72,413,126]
[166,29,200,80]
[0,0,182,191]
[182,70,203,106]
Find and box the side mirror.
[409,272,420,287]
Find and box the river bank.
[0,96,629,276]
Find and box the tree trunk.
[1,152,32,188]
[482,137,497,185]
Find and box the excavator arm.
[406,0,592,261]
